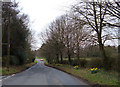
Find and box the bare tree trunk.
[47,56,50,63]
[67,50,71,65]
[56,53,59,63]
[77,42,80,61]
[98,35,109,70]
[60,51,63,64]
[68,55,71,64]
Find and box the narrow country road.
[2,59,88,85]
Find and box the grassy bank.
[1,62,36,76]
[45,64,119,86]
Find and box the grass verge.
[1,62,36,76]
[45,64,119,86]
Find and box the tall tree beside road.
[38,1,119,70]
[39,14,92,64]
[2,2,34,66]
[72,1,119,70]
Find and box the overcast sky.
[15,0,118,50]
[15,0,78,50]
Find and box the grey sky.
[15,0,77,50]
[15,0,118,50]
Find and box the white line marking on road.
[11,74,15,76]
[1,74,15,81]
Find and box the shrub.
[88,58,103,68]
[15,50,27,65]
[79,59,87,67]
[10,56,20,65]
[62,60,69,65]
[32,58,35,62]
[71,59,79,66]
[107,57,117,70]
[2,56,7,66]
[71,59,87,68]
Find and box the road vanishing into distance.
[2,59,88,85]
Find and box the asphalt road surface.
[2,59,88,85]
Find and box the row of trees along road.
[37,0,119,70]
[2,2,35,67]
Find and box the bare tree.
[72,1,119,70]
[106,0,120,27]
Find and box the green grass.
[80,58,92,61]
[34,59,37,63]
[1,62,36,75]
[35,56,42,59]
[48,64,118,85]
